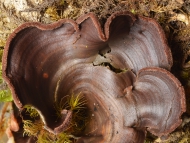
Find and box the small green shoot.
[56,132,72,143]
[67,93,88,133]
[54,93,87,118]
[131,9,136,14]
[23,119,74,143]
[23,105,39,118]
[22,93,87,143]
[23,120,43,137]
[53,93,88,135]
[37,130,55,143]
[22,104,75,143]
[68,93,86,111]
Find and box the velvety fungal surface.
[2,11,186,143]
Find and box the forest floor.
[1,0,190,142]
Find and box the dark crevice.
[98,49,111,56]
[184,55,190,64]
[93,48,128,73]
[98,50,104,57]
[98,46,111,57]
[93,62,128,73]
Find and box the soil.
[0,0,190,142]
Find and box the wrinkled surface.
[2,11,185,143]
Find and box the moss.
[22,107,72,143]
[23,120,43,137]
[54,93,88,134]
[23,105,40,118]
[0,89,12,102]
[22,92,88,142]
[56,132,72,143]
[0,59,13,102]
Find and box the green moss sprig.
[22,107,73,143]
[54,93,88,133]
[23,120,43,137]
[22,92,88,143]
[23,105,39,118]
[68,93,87,111]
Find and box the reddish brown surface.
[2,11,185,143]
